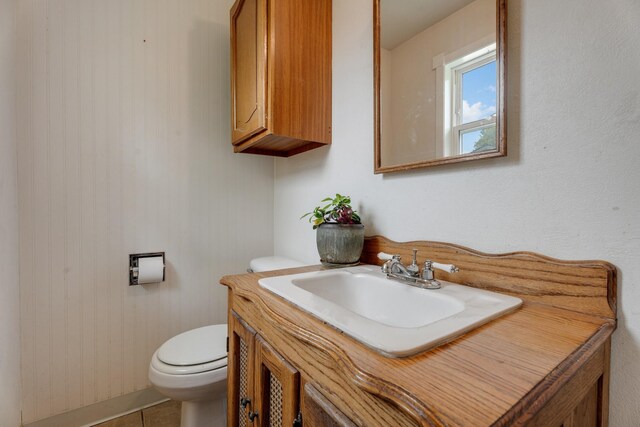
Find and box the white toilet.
[149,324,228,427]
[248,255,305,273]
[149,256,303,426]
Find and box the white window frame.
[433,39,496,157]
[450,52,497,155]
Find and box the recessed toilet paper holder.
[129,252,165,286]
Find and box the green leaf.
[302,193,362,229]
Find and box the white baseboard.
[23,388,169,427]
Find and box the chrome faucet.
[378,250,459,289]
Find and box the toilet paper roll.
[137,256,164,284]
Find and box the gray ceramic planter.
[316,223,365,265]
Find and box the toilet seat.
[152,354,228,375]
[153,324,228,375]
[148,323,228,427]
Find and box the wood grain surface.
[302,382,358,427]
[230,0,332,156]
[362,236,616,320]
[230,0,267,145]
[221,237,616,425]
[254,334,301,426]
[227,313,257,427]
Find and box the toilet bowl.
[149,256,303,426]
[149,324,228,427]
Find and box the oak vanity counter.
[221,237,616,426]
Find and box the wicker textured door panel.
[254,335,300,427]
[229,312,257,427]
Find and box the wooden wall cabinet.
[230,0,332,157]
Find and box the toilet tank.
[249,256,305,273]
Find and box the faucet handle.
[425,260,459,274]
[377,252,400,261]
[407,249,420,276]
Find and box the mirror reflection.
[375,0,506,172]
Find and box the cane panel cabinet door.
[229,312,301,426]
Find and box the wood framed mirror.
[374,0,507,173]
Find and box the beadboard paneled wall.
[0,0,22,425]
[15,0,274,423]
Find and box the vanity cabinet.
[229,310,357,427]
[302,383,357,427]
[222,236,617,426]
[229,312,301,426]
[230,0,332,157]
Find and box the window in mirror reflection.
[376,0,504,171]
[444,44,497,156]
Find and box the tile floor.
[93,400,181,427]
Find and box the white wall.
[0,0,22,425]
[274,0,640,425]
[15,0,274,423]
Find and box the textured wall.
[274,0,640,425]
[15,0,274,422]
[0,0,22,425]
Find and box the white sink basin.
[258,265,522,357]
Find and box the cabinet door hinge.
[293,411,302,427]
[226,336,229,353]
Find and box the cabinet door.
[302,383,356,427]
[230,0,267,144]
[229,312,257,427]
[560,382,599,427]
[254,335,300,427]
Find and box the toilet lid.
[157,324,227,366]
[249,256,305,272]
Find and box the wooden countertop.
[221,237,617,425]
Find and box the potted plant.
[301,194,365,265]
